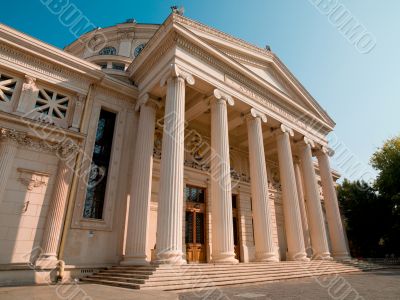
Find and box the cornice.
[0,42,93,91]
[0,126,80,157]
[0,23,101,77]
[172,14,274,59]
[0,110,85,141]
[130,31,177,82]
[175,35,330,139]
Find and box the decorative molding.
[0,43,91,91]
[17,168,49,191]
[95,86,136,110]
[131,32,177,81]
[160,63,195,87]
[272,124,294,137]
[212,89,234,106]
[22,75,36,92]
[246,108,267,123]
[0,127,80,157]
[173,14,273,58]
[153,125,250,183]
[303,136,316,148]
[317,146,335,157]
[174,35,329,140]
[135,93,161,112]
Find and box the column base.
[153,250,186,265]
[312,252,333,261]
[35,255,58,269]
[333,252,352,261]
[255,252,280,262]
[120,256,150,266]
[287,251,310,262]
[211,252,239,264]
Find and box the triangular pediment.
[130,14,335,130]
[173,16,335,128]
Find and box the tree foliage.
[337,135,400,258]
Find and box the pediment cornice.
[129,16,333,142]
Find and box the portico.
[119,13,350,264]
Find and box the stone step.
[108,261,358,274]
[142,267,363,286]
[96,266,359,280]
[82,262,385,291]
[83,267,362,291]
[87,275,146,284]
[95,265,361,282]
[81,277,141,289]
[91,266,369,288]
[141,269,365,291]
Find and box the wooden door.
[185,186,206,263]
[232,194,241,261]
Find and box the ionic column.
[154,64,194,265]
[297,138,331,260]
[316,147,351,260]
[36,144,77,267]
[122,94,159,266]
[293,160,312,257]
[0,130,18,206]
[274,125,308,261]
[246,109,279,262]
[210,89,238,264]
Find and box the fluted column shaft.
[298,141,331,260]
[275,126,308,261]
[317,150,350,260]
[210,90,238,264]
[37,156,75,265]
[246,110,279,262]
[122,99,157,265]
[155,76,187,264]
[0,139,17,206]
[293,161,312,256]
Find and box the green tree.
[337,135,400,258]
[370,136,400,255]
[337,180,387,257]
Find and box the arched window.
[99,46,117,56]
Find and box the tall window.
[83,109,116,219]
[99,46,117,56]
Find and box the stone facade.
[0,13,349,285]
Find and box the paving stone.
[179,268,400,300]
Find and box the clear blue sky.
[1,0,398,183]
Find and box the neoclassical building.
[0,12,350,284]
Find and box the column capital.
[210,89,235,106]
[295,136,316,150]
[315,146,335,157]
[272,124,294,137]
[245,108,267,123]
[135,93,162,112]
[160,63,195,87]
[22,75,37,91]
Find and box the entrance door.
[185,186,206,263]
[232,194,241,261]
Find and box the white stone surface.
[317,149,351,260]
[210,89,238,264]
[297,139,331,260]
[246,109,279,262]
[275,126,309,261]
[122,95,158,266]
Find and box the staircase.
[81,260,384,291]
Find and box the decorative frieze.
[0,127,80,157]
[174,35,328,140]
[0,43,91,91]
[17,168,49,191]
